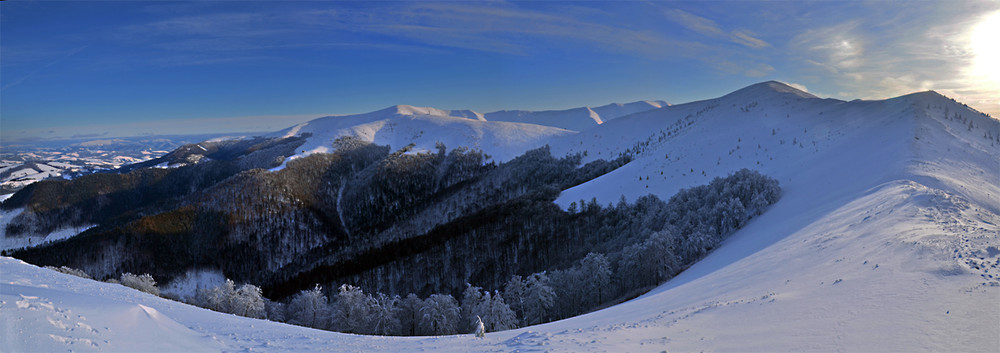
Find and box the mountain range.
[1,81,997,352]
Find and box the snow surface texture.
[2,81,998,351]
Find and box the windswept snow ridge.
[485,100,668,131]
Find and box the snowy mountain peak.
[893,90,952,105]
[374,105,487,121]
[594,100,670,111]
[379,105,453,118]
[724,80,819,100]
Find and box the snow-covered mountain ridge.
[273,100,668,164]
[274,105,573,163]
[3,81,998,351]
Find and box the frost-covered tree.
[234,283,266,319]
[332,284,371,333]
[367,293,401,336]
[120,272,160,296]
[191,279,266,319]
[460,285,517,333]
[194,279,236,314]
[479,291,518,332]
[266,300,286,322]
[287,285,331,329]
[523,272,555,325]
[420,294,460,335]
[460,284,486,332]
[502,275,526,324]
[397,293,424,336]
[580,253,611,305]
[45,266,92,279]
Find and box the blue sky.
[2,1,998,142]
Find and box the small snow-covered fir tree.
[475,315,485,338]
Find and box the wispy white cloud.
[731,30,770,49]
[115,2,711,63]
[359,2,706,58]
[663,8,727,37]
[789,4,1000,116]
[662,8,771,48]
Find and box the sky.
[2,1,998,142]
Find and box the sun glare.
[971,11,1000,86]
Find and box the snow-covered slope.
[484,100,668,132]
[273,100,667,165]
[0,207,94,251]
[3,82,997,351]
[274,104,573,163]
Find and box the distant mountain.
[0,133,238,195]
[484,100,669,131]
[272,104,575,163]
[268,100,667,167]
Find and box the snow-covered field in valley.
[2,82,998,352]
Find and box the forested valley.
[4,136,780,335]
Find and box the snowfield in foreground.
[2,83,998,351]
